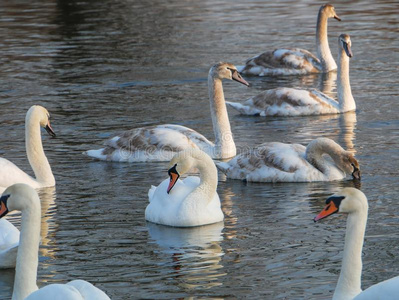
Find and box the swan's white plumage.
[1,184,110,300]
[0,218,19,269]
[85,62,249,162]
[146,149,224,227]
[216,138,359,182]
[0,105,55,191]
[315,188,399,300]
[239,4,340,76]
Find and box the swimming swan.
[146,149,224,227]
[0,184,110,300]
[85,63,249,162]
[216,137,360,182]
[228,34,355,116]
[314,188,399,300]
[238,4,341,76]
[0,105,56,191]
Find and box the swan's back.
[0,158,39,189]
[353,276,399,300]
[0,219,19,268]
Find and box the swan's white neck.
[25,113,55,187]
[193,153,218,202]
[316,10,337,72]
[337,49,355,112]
[208,75,236,159]
[305,138,346,176]
[333,210,367,300]
[12,196,41,300]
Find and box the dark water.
[0,0,398,299]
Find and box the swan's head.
[209,62,249,86]
[321,4,341,21]
[166,149,206,194]
[0,184,41,218]
[339,152,361,180]
[27,105,56,137]
[339,34,353,58]
[314,188,368,222]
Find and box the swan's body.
[314,188,399,300]
[146,149,224,227]
[0,106,56,191]
[216,137,360,182]
[238,4,341,76]
[0,184,110,300]
[0,218,19,269]
[229,34,355,116]
[86,63,249,162]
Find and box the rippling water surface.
[0,0,398,299]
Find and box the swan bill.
[352,168,361,180]
[0,195,10,218]
[232,70,250,87]
[167,164,180,194]
[45,121,56,137]
[343,42,353,58]
[314,196,345,222]
[334,15,341,21]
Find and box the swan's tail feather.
[84,149,107,160]
[216,162,229,175]
[148,185,157,201]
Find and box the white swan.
[216,137,360,182]
[0,218,19,269]
[85,63,249,162]
[229,34,355,116]
[0,105,56,191]
[0,184,110,300]
[146,149,224,227]
[238,4,341,76]
[314,188,399,300]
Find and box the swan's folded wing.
[353,276,399,300]
[0,158,37,189]
[67,280,111,300]
[217,143,308,182]
[24,284,84,300]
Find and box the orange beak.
[167,164,180,194]
[0,195,10,218]
[314,201,339,222]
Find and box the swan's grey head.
[339,152,360,180]
[0,184,40,218]
[321,4,341,21]
[210,62,249,86]
[27,105,56,138]
[314,188,368,222]
[339,34,353,58]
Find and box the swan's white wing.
[24,284,84,300]
[227,87,339,116]
[353,276,399,300]
[0,158,38,189]
[0,219,19,269]
[86,124,214,162]
[217,142,326,182]
[67,280,111,300]
[239,48,322,76]
[25,280,110,300]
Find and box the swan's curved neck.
[26,115,55,187]
[305,139,345,175]
[208,75,236,159]
[337,49,355,112]
[316,10,337,72]
[333,210,367,300]
[12,197,41,300]
[193,154,218,203]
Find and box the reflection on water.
[147,222,225,291]
[0,0,398,299]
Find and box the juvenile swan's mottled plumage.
[0,105,56,192]
[238,4,341,76]
[216,138,360,182]
[0,184,110,300]
[85,63,249,162]
[228,34,355,116]
[146,149,224,227]
[314,188,399,300]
